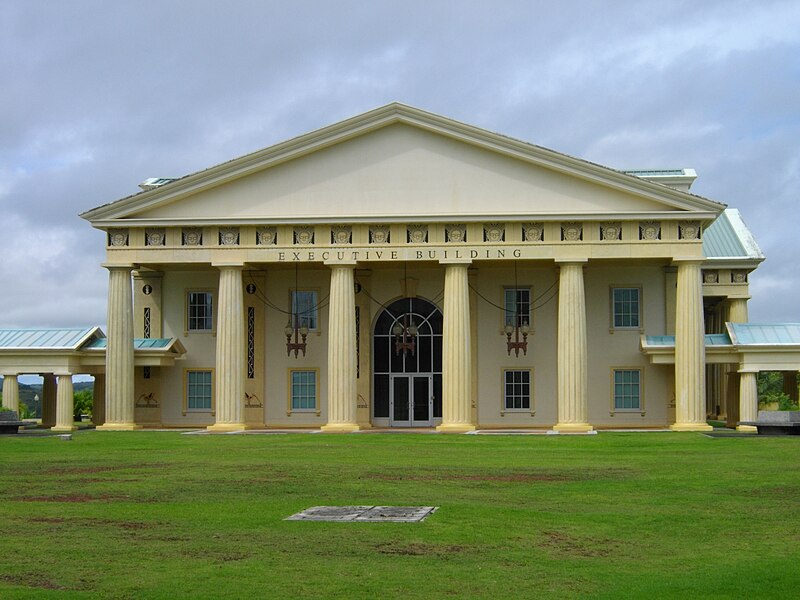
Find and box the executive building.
[6,103,783,433]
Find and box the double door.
[390,374,433,427]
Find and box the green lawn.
[1,431,798,599]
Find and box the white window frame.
[288,369,319,415]
[186,290,214,333]
[611,368,643,414]
[184,369,214,413]
[501,368,534,415]
[291,290,319,331]
[610,286,642,330]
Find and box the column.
[41,374,57,428]
[737,370,758,433]
[322,263,359,432]
[208,264,246,431]
[783,371,798,404]
[97,265,139,430]
[728,298,748,323]
[2,374,19,413]
[437,261,475,433]
[554,260,592,433]
[52,373,76,432]
[93,374,106,426]
[672,260,712,431]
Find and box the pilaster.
[437,261,475,433]
[208,264,247,432]
[554,260,592,433]
[671,260,712,431]
[93,374,106,426]
[737,370,758,433]
[728,298,749,323]
[97,265,140,430]
[2,374,19,413]
[52,374,76,432]
[322,263,359,432]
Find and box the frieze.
[731,270,748,284]
[446,224,466,243]
[219,227,240,246]
[561,222,583,241]
[331,225,352,245]
[703,271,719,284]
[145,228,165,247]
[523,223,544,242]
[639,221,661,240]
[108,229,129,247]
[294,226,314,245]
[256,227,277,245]
[679,221,701,240]
[600,222,622,241]
[370,225,390,244]
[182,227,202,246]
[407,224,428,244]
[484,223,504,243]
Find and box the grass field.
[1,431,799,598]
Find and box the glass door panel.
[412,376,431,425]
[391,376,410,425]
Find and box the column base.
[670,422,714,432]
[51,425,78,433]
[736,424,758,433]
[552,423,593,433]
[206,423,248,432]
[435,423,476,433]
[320,423,360,433]
[96,423,142,431]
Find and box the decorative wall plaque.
[600,222,622,241]
[219,227,240,246]
[294,226,314,245]
[639,221,661,240]
[182,228,202,246]
[109,229,129,247]
[370,225,390,244]
[731,271,748,284]
[257,227,277,245]
[145,228,165,246]
[561,222,583,241]
[446,224,466,243]
[331,225,352,245]
[523,223,544,242]
[484,224,504,243]
[703,271,719,284]
[407,224,428,244]
[679,221,701,240]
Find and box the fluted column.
[672,260,712,431]
[208,264,246,431]
[554,260,592,433]
[93,374,106,426]
[2,374,19,413]
[322,263,359,432]
[52,373,76,432]
[41,374,56,428]
[728,298,748,323]
[97,265,139,430]
[437,261,475,433]
[737,370,758,433]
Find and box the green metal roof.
[624,169,687,177]
[644,333,732,347]
[85,338,174,350]
[0,327,101,350]
[728,323,800,345]
[703,209,764,260]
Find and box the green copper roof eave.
[727,323,800,346]
[84,338,174,350]
[0,327,103,350]
[703,209,764,260]
[643,333,733,348]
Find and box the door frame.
[389,373,434,427]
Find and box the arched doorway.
[372,297,443,427]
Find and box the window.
[290,370,317,411]
[504,369,531,410]
[613,369,641,410]
[611,287,640,329]
[187,291,213,331]
[292,290,318,330]
[186,370,213,411]
[504,288,531,328]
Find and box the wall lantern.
[393,315,417,356]
[286,264,309,357]
[505,319,529,357]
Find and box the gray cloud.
[1,0,799,326]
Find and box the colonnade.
[97,257,712,432]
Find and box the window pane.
[188,292,213,331]
[292,291,318,329]
[291,370,317,410]
[504,369,531,410]
[187,371,212,410]
[612,288,639,328]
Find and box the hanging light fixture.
[506,261,529,357]
[286,263,309,357]
[394,263,418,356]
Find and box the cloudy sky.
[2,0,799,329]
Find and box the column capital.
[325,260,358,268]
[671,258,704,266]
[438,258,471,265]
[102,263,136,271]
[555,258,588,265]
[211,262,245,269]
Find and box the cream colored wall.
[585,264,670,426]
[161,271,219,426]
[135,124,674,221]
[474,264,559,427]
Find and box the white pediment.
[84,104,724,225]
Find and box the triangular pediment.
[82,104,725,225]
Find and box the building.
[7,103,793,433]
